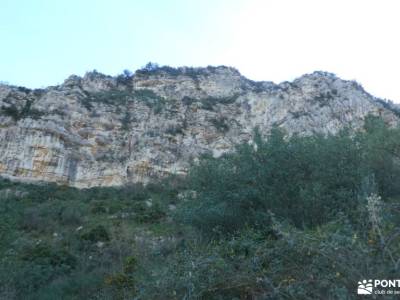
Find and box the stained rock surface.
[0,66,398,187]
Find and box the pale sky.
[1,0,399,102]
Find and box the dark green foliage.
[136,62,206,78]
[0,178,174,299]
[2,116,400,299]
[81,88,166,114]
[116,69,133,86]
[181,94,240,110]
[81,225,110,242]
[81,90,134,110]
[313,91,334,106]
[178,127,366,234]
[140,62,160,73]
[133,88,157,100]
[210,117,229,132]
[360,116,400,197]
[247,79,267,92]
[152,101,164,114]
[1,103,20,120]
[17,86,31,93]
[375,98,400,118]
[135,63,235,89]
[182,95,196,105]
[133,209,400,299]
[33,88,46,97]
[291,111,309,119]
[165,124,184,135]
[133,200,166,223]
[200,94,240,110]
[20,243,77,270]
[1,99,44,121]
[121,111,131,130]
[134,89,166,113]
[59,205,84,225]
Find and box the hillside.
[2,117,400,299]
[1,65,399,187]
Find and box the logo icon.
[358,280,373,294]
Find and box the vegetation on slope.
[1,99,44,121]
[1,116,400,299]
[81,89,166,115]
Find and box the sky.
[1,0,400,102]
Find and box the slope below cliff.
[0,66,398,188]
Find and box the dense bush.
[133,89,166,113]
[81,90,134,110]
[1,116,400,299]
[361,116,400,197]
[137,193,400,299]
[211,117,230,132]
[1,103,20,120]
[116,69,134,86]
[181,94,240,110]
[81,88,166,114]
[177,117,400,237]
[0,179,174,299]
[178,129,361,234]
[1,99,44,121]
[80,225,110,243]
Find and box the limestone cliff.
[0,66,398,188]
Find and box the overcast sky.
[1,0,399,102]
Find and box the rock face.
[0,66,399,188]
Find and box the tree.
[143,62,159,72]
[178,126,371,234]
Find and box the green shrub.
[59,205,84,226]
[178,118,400,236]
[211,117,229,132]
[20,206,50,232]
[201,94,240,110]
[1,104,20,120]
[165,124,184,135]
[2,116,400,299]
[360,116,400,197]
[89,200,108,214]
[20,243,77,270]
[81,88,166,114]
[81,90,134,110]
[177,127,366,235]
[81,225,110,242]
[121,111,131,130]
[1,99,44,121]
[134,89,166,113]
[134,200,166,223]
[135,207,400,299]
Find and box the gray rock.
[0,67,398,188]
